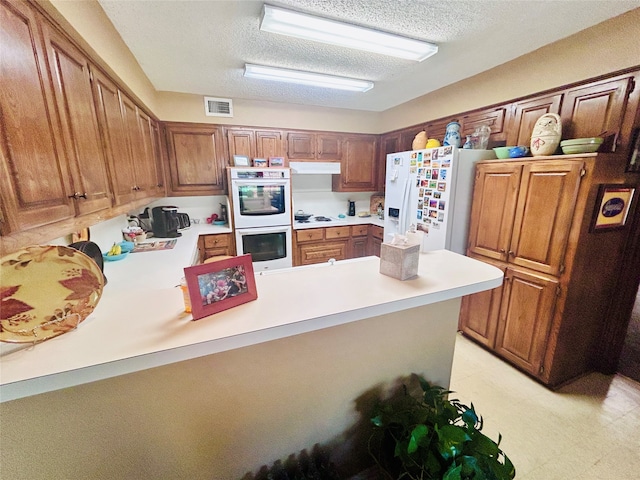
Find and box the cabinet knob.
[508,250,514,256]
[499,248,506,253]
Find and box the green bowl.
[560,137,603,147]
[493,146,515,159]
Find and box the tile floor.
[449,334,640,479]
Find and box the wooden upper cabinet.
[399,125,427,151]
[467,163,522,261]
[287,132,315,160]
[255,130,283,159]
[41,22,112,216]
[227,128,283,162]
[317,134,342,160]
[506,93,562,147]
[227,129,256,160]
[509,160,582,275]
[560,76,633,152]
[90,67,137,205]
[286,131,341,161]
[135,108,161,196]
[0,0,75,233]
[151,121,165,194]
[494,266,559,377]
[332,135,378,192]
[165,123,226,196]
[460,107,508,145]
[378,131,402,190]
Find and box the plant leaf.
[437,425,471,459]
[443,464,463,480]
[407,424,428,454]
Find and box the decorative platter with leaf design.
[1,245,104,343]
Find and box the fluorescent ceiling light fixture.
[244,64,374,92]
[261,4,438,62]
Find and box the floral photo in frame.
[590,184,636,232]
[183,254,257,320]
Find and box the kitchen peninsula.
[0,226,502,479]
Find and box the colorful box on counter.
[379,242,420,280]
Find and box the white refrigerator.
[383,146,495,254]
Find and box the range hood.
[289,161,341,175]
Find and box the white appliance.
[234,224,293,272]
[384,146,495,254]
[229,168,292,229]
[229,167,293,271]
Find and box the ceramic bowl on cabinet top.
[560,137,603,154]
[493,146,516,159]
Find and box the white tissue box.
[379,242,420,280]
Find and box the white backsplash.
[291,175,377,216]
[142,196,229,225]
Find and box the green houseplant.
[368,375,515,480]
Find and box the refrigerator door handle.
[399,176,412,235]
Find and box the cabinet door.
[165,124,226,195]
[256,130,283,160]
[227,129,256,160]
[509,160,582,275]
[399,125,427,152]
[378,132,402,190]
[467,163,522,261]
[368,225,383,256]
[350,237,368,258]
[0,0,74,232]
[119,93,149,196]
[90,67,137,205]
[317,134,342,160]
[458,256,506,349]
[506,93,562,147]
[560,76,633,152]
[494,267,558,377]
[460,106,508,145]
[151,121,166,194]
[42,23,112,216]
[287,132,315,160]
[136,108,161,197]
[332,135,378,192]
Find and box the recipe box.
[379,242,420,280]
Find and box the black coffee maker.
[151,206,181,238]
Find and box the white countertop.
[0,223,501,402]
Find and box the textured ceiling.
[97,0,640,112]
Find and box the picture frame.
[232,155,250,167]
[268,156,285,167]
[253,158,268,167]
[626,127,640,173]
[183,254,257,320]
[590,184,636,232]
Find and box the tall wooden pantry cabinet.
[458,153,637,388]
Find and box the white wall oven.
[229,168,293,271]
[230,168,291,229]
[234,225,292,272]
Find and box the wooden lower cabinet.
[199,233,235,262]
[460,153,635,387]
[350,225,369,258]
[459,256,505,349]
[494,267,559,377]
[369,225,383,257]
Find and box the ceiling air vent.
[204,97,233,117]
